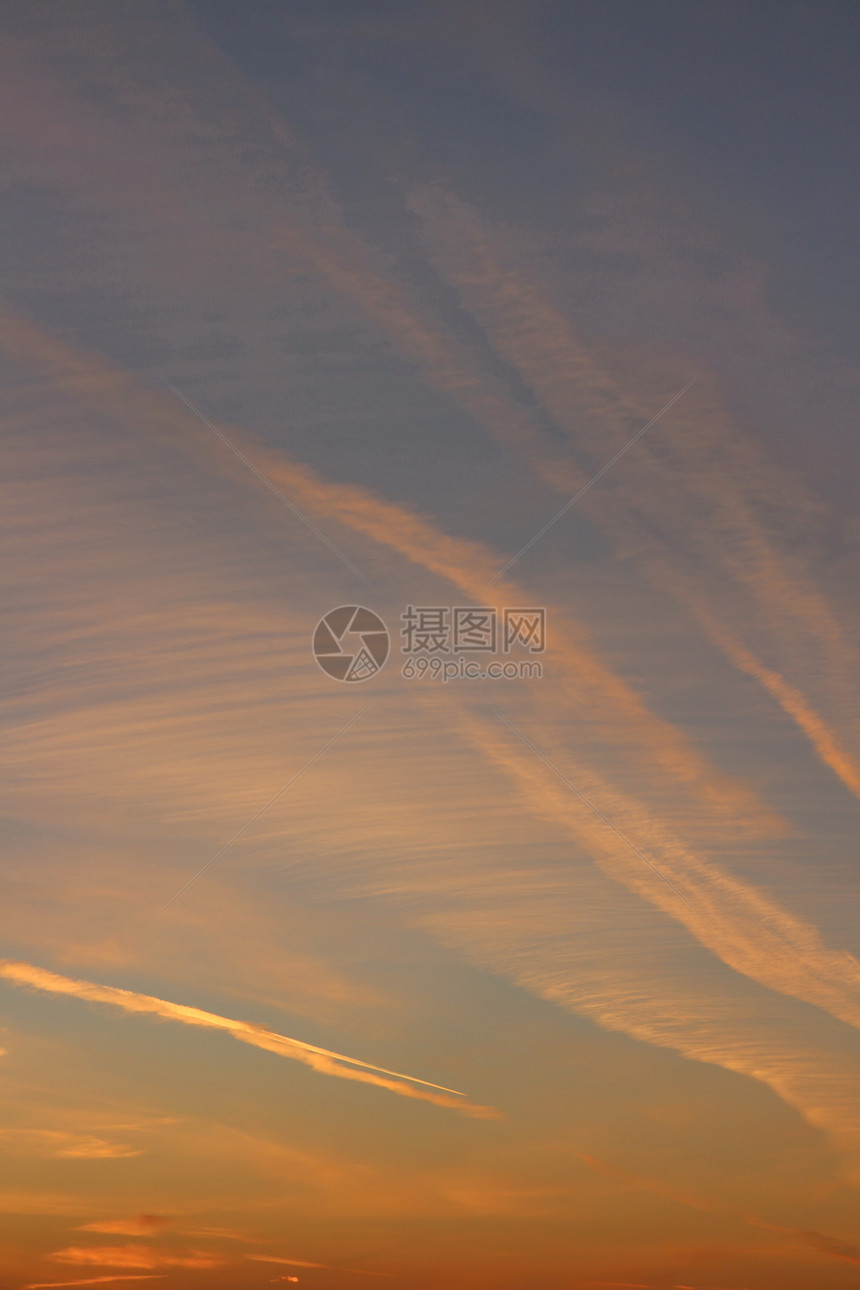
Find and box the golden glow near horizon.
[1,4,860,1288]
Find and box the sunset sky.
[2,3,860,1287]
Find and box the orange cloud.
[77,1217,169,1237]
[24,1279,165,1289]
[244,413,778,839]
[0,291,781,845]
[0,960,497,1118]
[418,713,860,1166]
[454,703,860,1032]
[4,305,859,1167]
[50,1246,221,1270]
[247,1254,387,1277]
[691,607,860,802]
[247,1256,337,1269]
[0,1129,141,1160]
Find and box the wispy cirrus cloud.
[246,1253,388,1277]
[75,1215,255,1243]
[0,960,494,1117]
[76,1218,169,1237]
[0,1130,142,1160]
[48,1246,221,1270]
[23,1279,165,1289]
[3,312,860,1166]
[409,186,860,805]
[459,705,860,1032]
[0,11,858,1286]
[0,299,764,840]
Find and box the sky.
[1,1,860,1287]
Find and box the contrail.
[0,961,497,1116]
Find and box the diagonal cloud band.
[0,961,498,1117]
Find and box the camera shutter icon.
[313,606,390,682]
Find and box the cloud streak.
[464,704,860,1034]
[23,1280,165,1289]
[6,312,860,1159]
[246,1254,387,1277]
[0,1130,142,1160]
[76,1218,169,1237]
[48,1247,220,1270]
[0,961,494,1117]
[0,301,784,848]
[409,186,860,804]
